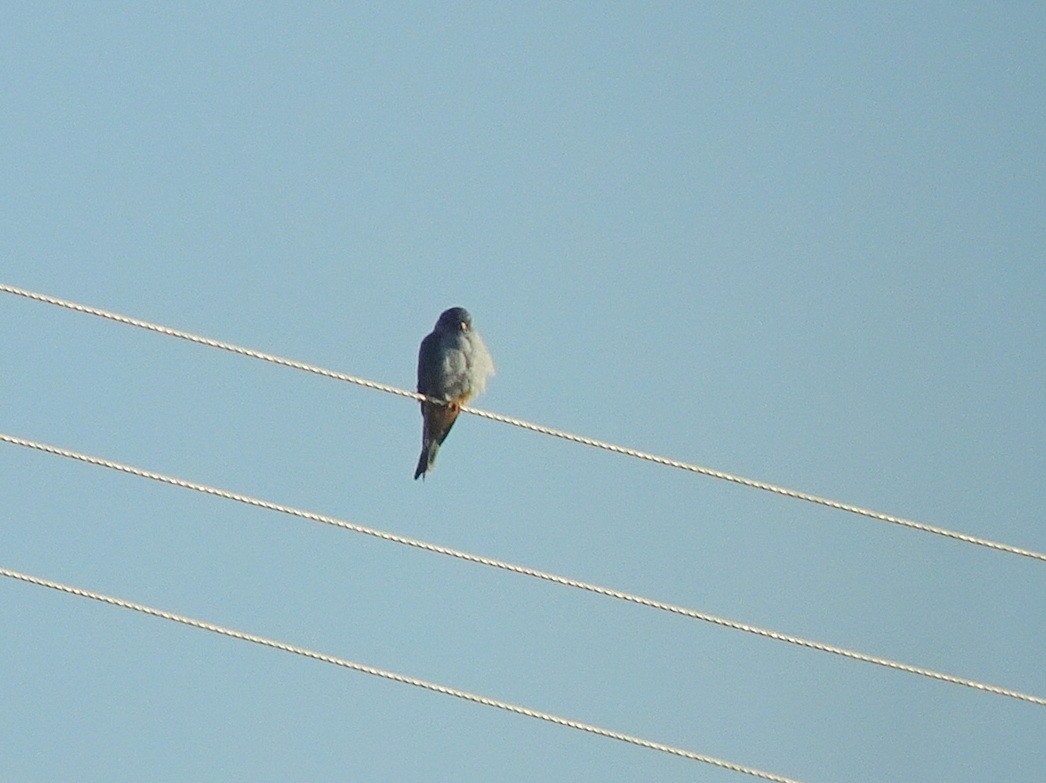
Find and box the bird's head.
[436,307,472,332]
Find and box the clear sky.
[2,4,1043,782]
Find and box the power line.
[1,282,1042,563]
[2,430,1041,707]
[0,565,807,783]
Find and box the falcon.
[414,307,494,479]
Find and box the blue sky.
[2,4,1044,781]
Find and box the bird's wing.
[417,331,444,397]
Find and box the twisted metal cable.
[0,565,806,783]
[2,282,1041,562]
[2,431,1042,707]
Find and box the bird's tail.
[414,441,439,480]
[414,400,459,480]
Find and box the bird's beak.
[460,322,469,331]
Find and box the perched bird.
[414,307,494,480]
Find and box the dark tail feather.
[415,401,459,480]
[414,441,440,480]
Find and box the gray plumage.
[414,307,494,479]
